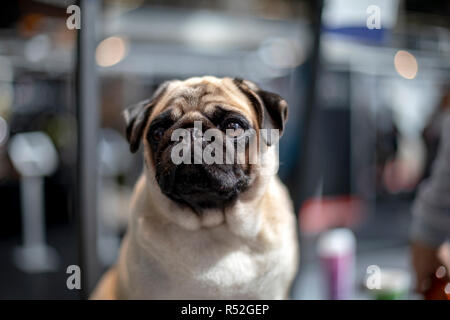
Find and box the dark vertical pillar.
[290,0,324,212]
[76,0,101,298]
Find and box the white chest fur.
[118,214,294,300]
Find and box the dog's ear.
[124,82,169,153]
[233,78,288,145]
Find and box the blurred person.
[411,112,450,296]
[421,85,450,180]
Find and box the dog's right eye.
[224,121,245,138]
[150,127,165,142]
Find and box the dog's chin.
[156,163,250,211]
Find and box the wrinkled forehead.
[150,77,257,125]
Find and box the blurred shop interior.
[0,0,449,299]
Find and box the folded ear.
[123,82,169,153]
[233,78,288,145]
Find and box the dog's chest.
[125,227,286,299]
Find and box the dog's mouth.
[155,161,250,211]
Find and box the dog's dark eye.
[151,127,165,142]
[224,121,244,138]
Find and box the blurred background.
[0,0,449,299]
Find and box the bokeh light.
[95,36,128,67]
[394,50,418,79]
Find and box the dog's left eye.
[151,127,165,142]
[224,121,245,138]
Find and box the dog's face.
[124,76,288,212]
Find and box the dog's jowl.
[91,76,299,300]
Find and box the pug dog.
[91,76,299,300]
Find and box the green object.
[374,290,407,300]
